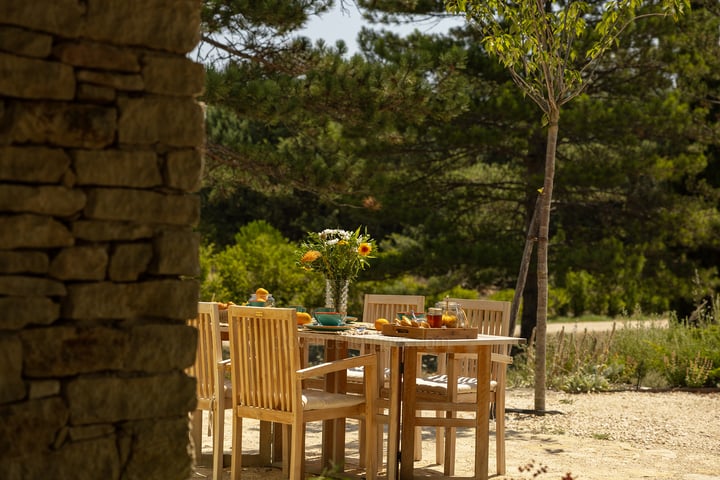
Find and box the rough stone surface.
[117,96,205,147]
[142,53,205,96]
[53,40,140,72]
[0,147,71,183]
[0,296,60,329]
[0,251,49,274]
[151,230,200,276]
[108,242,154,282]
[165,149,204,192]
[0,275,66,297]
[48,246,108,281]
[0,185,85,216]
[73,149,162,187]
[84,188,200,226]
[0,335,25,403]
[125,324,197,372]
[72,220,155,242]
[21,326,127,377]
[7,101,116,148]
[0,52,75,99]
[0,26,53,58]
[119,418,193,480]
[66,372,196,424]
[62,280,199,320]
[1,2,204,477]
[0,397,69,459]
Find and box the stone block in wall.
[76,83,116,104]
[5,101,116,148]
[28,380,61,399]
[0,275,66,297]
[165,149,203,192]
[84,188,200,226]
[0,185,85,216]
[49,246,108,281]
[0,397,69,460]
[142,53,205,96]
[0,251,49,274]
[0,146,70,183]
[72,220,154,242]
[151,230,200,276]
[73,150,162,188]
[118,418,192,480]
[0,26,53,58]
[0,334,24,403]
[0,214,74,249]
[69,424,115,443]
[126,324,197,372]
[0,1,85,39]
[0,52,74,100]
[63,280,199,320]
[108,243,153,282]
[66,372,196,425]
[84,0,202,54]
[0,296,59,329]
[53,40,140,72]
[117,96,204,147]
[1,436,120,480]
[21,326,127,377]
[76,70,144,92]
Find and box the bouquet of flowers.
[297,227,375,312]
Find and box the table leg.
[474,345,491,480]
[386,346,403,480]
[400,347,418,480]
[320,339,348,469]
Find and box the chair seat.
[347,366,391,383]
[301,389,367,410]
[414,374,497,395]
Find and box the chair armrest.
[297,353,377,380]
[491,353,513,365]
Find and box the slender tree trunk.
[509,193,542,337]
[534,108,560,414]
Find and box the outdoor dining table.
[298,328,521,480]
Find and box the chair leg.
[434,410,444,464]
[495,397,506,475]
[358,418,366,467]
[443,423,456,476]
[230,414,242,480]
[189,410,202,464]
[289,421,304,480]
[212,403,225,480]
[414,426,422,461]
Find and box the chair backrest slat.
[228,306,300,412]
[187,302,222,402]
[363,294,425,322]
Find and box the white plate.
[304,324,353,332]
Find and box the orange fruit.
[296,312,313,325]
[374,318,389,331]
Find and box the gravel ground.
[192,387,720,480]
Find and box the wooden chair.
[187,301,232,480]
[226,305,378,480]
[358,294,426,464]
[415,298,512,475]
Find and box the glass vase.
[325,277,350,314]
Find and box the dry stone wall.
[0,1,205,479]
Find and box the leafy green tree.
[446,0,690,411]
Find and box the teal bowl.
[248,301,267,307]
[315,312,345,326]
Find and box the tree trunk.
[534,108,560,414]
[509,193,542,337]
[520,268,538,341]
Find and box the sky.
[300,3,465,55]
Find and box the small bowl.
[314,307,336,314]
[248,300,267,307]
[315,312,345,326]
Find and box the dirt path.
[191,387,719,480]
[516,318,669,336]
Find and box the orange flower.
[301,250,322,263]
[358,242,372,256]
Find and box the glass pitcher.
[434,298,467,328]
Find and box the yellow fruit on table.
[442,314,458,328]
[296,312,313,325]
[255,287,269,301]
[374,318,390,331]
